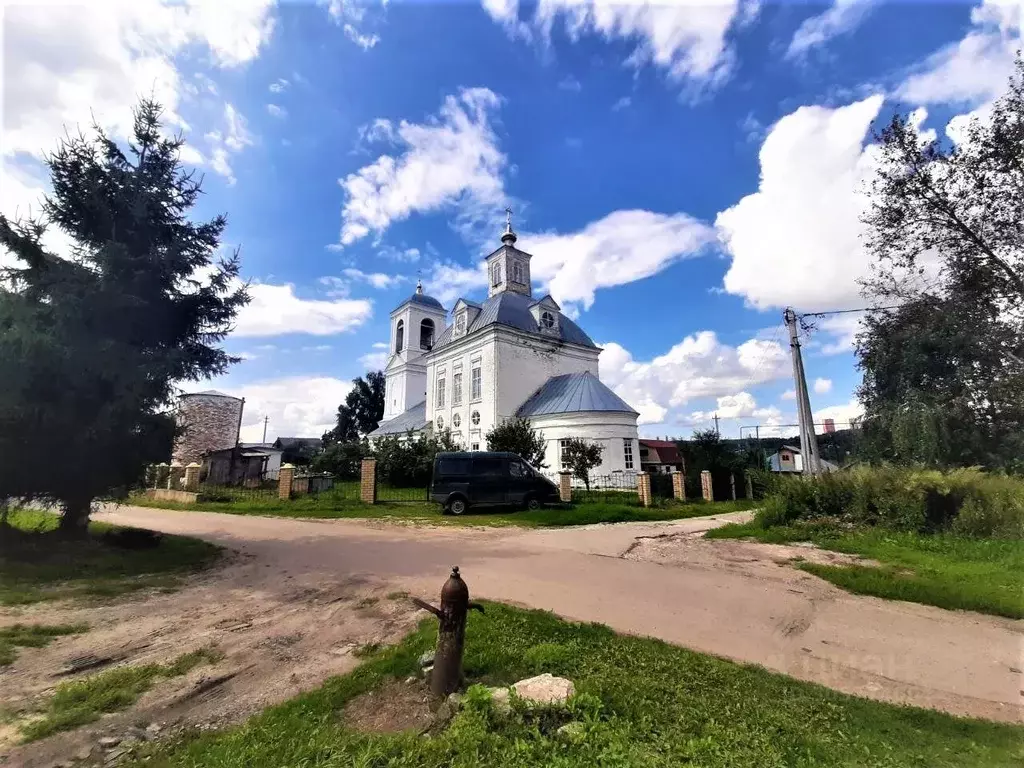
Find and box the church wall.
[493,334,599,423]
[529,412,640,476]
[425,331,498,450]
[382,299,447,422]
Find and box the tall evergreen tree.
[0,101,248,534]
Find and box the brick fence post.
[278,464,295,500]
[155,463,170,489]
[360,458,377,504]
[671,470,685,501]
[184,463,201,492]
[558,471,572,503]
[700,470,713,502]
[638,472,652,507]
[167,463,184,490]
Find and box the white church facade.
[369,219,640,477]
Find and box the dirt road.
[91,505,1022,725]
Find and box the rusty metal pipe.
[412,566,483,697]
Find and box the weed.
[0,623,88,666]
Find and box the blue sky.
[3,0,1018,441]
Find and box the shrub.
[759,467,1024,539]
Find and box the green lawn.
[0,623,88,666]
[708,521,1024,618]
[128,491,755,527]
[19,647,222,742]
[129,603,1022,768]
[0,508,222,606]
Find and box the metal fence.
[649,473,674,499]
[376,482,430,502]
[568,472,642,505]
[196,469,280,503]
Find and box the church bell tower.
[486,208,533,298]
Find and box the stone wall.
[172,393,243,465]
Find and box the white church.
[369,216,640,476]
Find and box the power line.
[800,304,906,318]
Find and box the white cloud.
[813,398,864,432]
[205,376,352,442]
[323,0,381,49]
[269,77,290,93]
[527,210,716,310]
[787,0,875,58]
[425,261,488,306]
[233,283,373,337]
[813,377,833,394]
[342,268,406,289]
[898,0,1020,106]
[266,103,287,118]
[371,341,389,349]
[598,331,789,428]
[558,75,582,91]
[780,389,796,401]
[2,0,275,159]
[337,88,507,247]
[611,96,632,111]
[377,245,422,262]
[343,24,380,49]
[716,95,884,312]
[359,351,389,371]
[482,0,749,95]
[202,103,254,185]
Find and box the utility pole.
[713,413,720,436]
[262,415,269,443]
[784,308,821,475]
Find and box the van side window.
[437,458,470,475]
[474,458,504,476]
[509,461,526,478]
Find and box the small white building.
[369,219,640,476]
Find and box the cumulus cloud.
[814,398,865,431]
[233,283,373,337]
[342,268,406,290]
[598,331,790,427]
[786,0,876,58]
[716,95,884,312]
[3,0,275,159]
[337,88,507,247]
[898,0,1020,106]
[482,0,751,95]
[780,389,796,401]
[202,103,255,185]
[813,377,833,394]
[359,351,389,371]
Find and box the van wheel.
[448,497,468,516]
[524,495,542,511]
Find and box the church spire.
[501,206,517,245]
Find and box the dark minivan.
[430,452,558,515]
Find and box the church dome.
[403,279,444,311]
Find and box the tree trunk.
[59,497,92,538]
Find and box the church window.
[471,410,480,426]
[436,415,444,429]
[420,319,435,350]
[471,366,482,401]
[453,413,461,428]
[512,261,522,284]
[623,439,634,470]
[437,377,446,408]
[455,312,466,335]
[490,261,503,287]
[540,311,556,330]
[559,439,571,469]
[471,442,479,451]
[452,372,463,405]
[395,320,404,353]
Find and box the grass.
[0,623,88,666]
[128,603,1022,768]
[19,646,222,742]
[708,520,1024,618]
[0,508,222,606]
[128,491,755,528]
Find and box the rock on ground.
[511,674,575,706]
[487,686,512,716]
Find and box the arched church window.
[471,410,480,426]
[453,413,461,428]
[396,320,405,353]
[436,415,444,429]
[512,261,521,283]
[540,311,556,330]
[491,261,503,287]
[420,318,435,350]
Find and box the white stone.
[98,736,121,748]
[487,686,512,716]
[511,673,575,706]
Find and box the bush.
[759,467,1024,539]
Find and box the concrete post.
[730,473,737,501]
[155,463,170,489]
[279,464,295,500]
[558,471,572,503]
[746,474,754,500]
[184,463,201,492]
[700,470,713,502]
[360,459,377,504]
[671,471,685,501]
[167,463,184,490]
[638,472,652,507]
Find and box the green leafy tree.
[372,428,460,488]
[324,371,385,444]
[0,101,248,535]
[309,440,368,479]
[485,417,547,468]
[858,56,1024,468]
[560,437,603,490]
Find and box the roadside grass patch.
[709,521,1024,618]
[128,494,754,528]
[0,623,88,666]
[0,508,221,606]
[126,603,1021,768]
[19,647,222,742]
